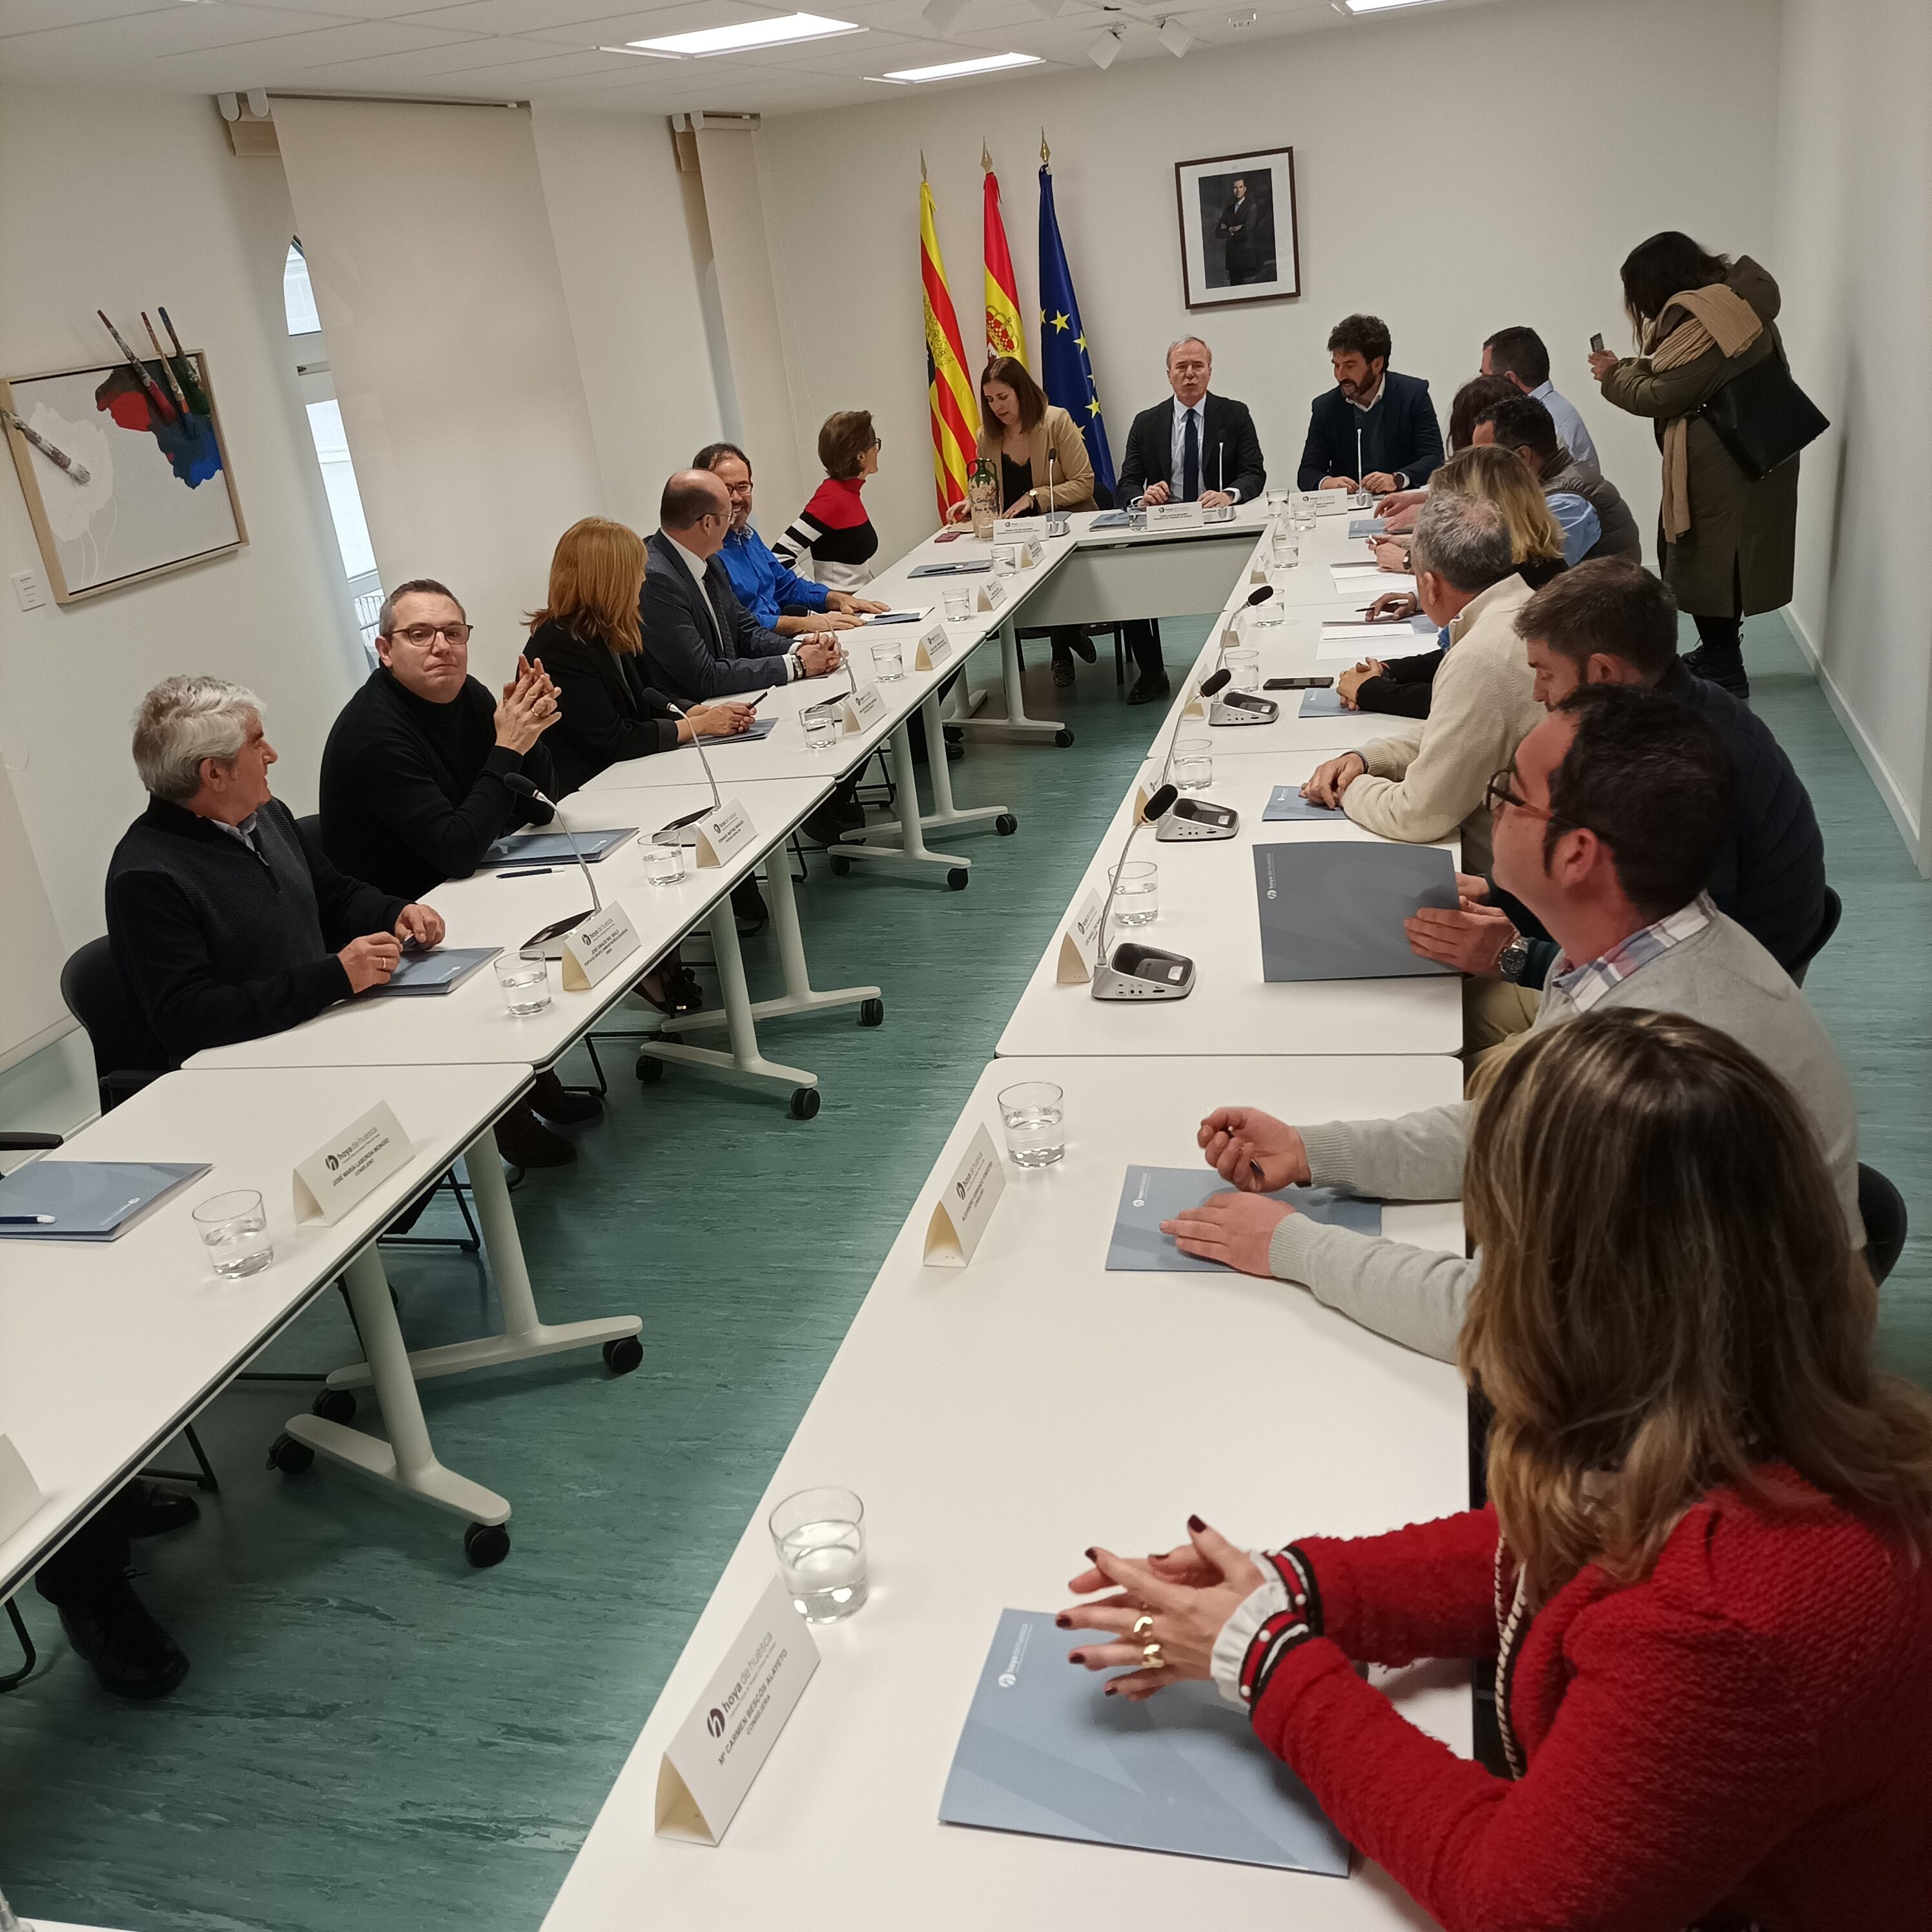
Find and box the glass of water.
[998,1080,1065,1167]
[1224,647,1260,690]
[1292,497,1318,532]
[943,588,973,622]
[1109,859,1159,927]
[495,952,551,1014]
[770,1486,868,1622]
[1173,729,1212,790]
[803,707,842,751]
[193,1189,274,1279]
[1271,525,1300,570]
[872,637,905,681]
[991,544,1018,575]
[642,836,686,886]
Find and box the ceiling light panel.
[628,13,864,56]
[1341,0,1448,12]
[879,50,1042,80]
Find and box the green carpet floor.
[2,615,1925,1931]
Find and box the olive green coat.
[1598,256,1799,617]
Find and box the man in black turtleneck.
[319,577,598,1167]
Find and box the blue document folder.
[0,1161,211,1241]
[709,715,778,745]
[1105,1166,1381,1272]
[479,827,636,868]
[1348,517,1389,539]
[362,947,499,996]
[1264,786,1346,821]
[1255,843,1458,981]
[861,610,927,625]
[1299,688,1348,718]
[940,1608,1351,1876]
[1087,510,1133,528]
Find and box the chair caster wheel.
[602,1335,644,1375]
[829,853,851,877]
[943,724,963,745]
[945,739,964,763]
[994,813,1018,836]
[789,1087,821,1120]
[311,1387,356,1426]
[636,1053,664,1084]
[1054,728,1075,748]
[947,867,969,891]
[464,1522,510,1568]
[267,1432,314,1475]
[858,997,885,1027]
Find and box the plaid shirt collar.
[1550,894,1716,1012]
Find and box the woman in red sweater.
[1063,1008,1932,1930]
[774,410,881,593]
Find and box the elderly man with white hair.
[106,675,444,1066]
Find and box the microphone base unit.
[1091,942,1196,1001]
[1042,512,1071,539]
[520,910,596,961]
[1155,797,1239,842]
[1208,694,1279,726]
[1200,503,1237,524]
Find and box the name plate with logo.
[841,675,886,734]
[0,1432,45,1545]
[914,623,952,672]
[923,1122,1008,1268]
[974,579,1007,613]
[655,1574,820,1845]
[1146,502,1202,530]
[293,1100,413,1226]
[560,905,640,991]
[992,517,1034,542]
[1056,887,1106,984]
[1018,539,1045,569]
[695,797,757,868]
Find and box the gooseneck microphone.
[1091,781,1196,1001]
[1158,670,1239,843]
[652,694,727,835]
[504,772,601,954]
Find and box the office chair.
[1789,887,1842,987]
[59,937,165,1114]
[1012,480,1156,688]
[1858,1164,1908,1286]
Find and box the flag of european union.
[1038,165,1116,501]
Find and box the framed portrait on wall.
[1174,148,1300,310]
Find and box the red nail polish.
[1103,1684,1117,1696]
[1187,1514,1206,1534]
[1069,1652,1085,1664]
[1085,1547,1098,1562]
[1055,1616,1071,1629]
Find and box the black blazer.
[638,529,792,703]
[526,616,679,799]
[1115,393,1267,507]
[1297,369,1443,491]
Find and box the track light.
[1158,16,1193,54]
[923,0,968,32]
[1027,0,1066,14]
[1088,25,1124,66]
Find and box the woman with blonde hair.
[526,516,750,800]
[1062,1009,1932,1929]
[1341,444,1568,718]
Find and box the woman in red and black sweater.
[1065,1008,1932,1931]
[774,409,881,593]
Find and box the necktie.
[703,571,734,658]
[1182,407,1200,502]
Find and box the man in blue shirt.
[697,442,886,633]
[1481,325,1601,480]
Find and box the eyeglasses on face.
[1485,765,1559,823]
[391,622,471,648]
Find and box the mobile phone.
[1264,675,1333,691]
[1589,332,1606,355]
[934,527,966,542]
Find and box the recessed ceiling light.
[1338,0,1447,12]
[878,51,1043,81]
[599,44,680,58]
[627,13,863,57]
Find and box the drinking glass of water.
[1291,497,1318,533]
[769,1486,868,1622]
[495,952,551,1014]
[872,637,905,681]
[998,1080,1065,1167]
[193,1189,274,1279]
[1224,647,1260,690]
[642,836,687,887]
[803,707,842,752]
[943,588,974,622]
[1109,859,1159,927]
[1173,730,1212,790]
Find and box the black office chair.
[59,937,165,1115]
[1789,887,1842,987]
[1858,1163,1908,1286]
[1014,479,1157,690]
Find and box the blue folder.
[0,1162,211,1241]
[1264,786,1345,821]
[362,947,500,996]
[708,715,777,744]
[909,560,992,578]
[1299,688,1348,718]
[1087,510,1133,528]
[940,1608,1351,1876]
[1105,1165,1380,1273]
[479,827,636,867]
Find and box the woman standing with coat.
[1588,232,1799,700]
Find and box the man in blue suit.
[1296,314,1444,494]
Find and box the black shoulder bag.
[1694,336,1830,481]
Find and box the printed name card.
[293,1101,412,1226]
[975,579,1007,613]
[992,517,1033,541]
[560,905,640,991]
[655,1575,820,1846]
[1249,562,1269,584]
[1146,502,1202,530]
[0,1433,45,1545]
[915,622,954,670]
[841,674,886,734]
[695,797,757,868]
[1018,539,1045,569]
[923,1122,1008,1268]
[1056,887,1106,983]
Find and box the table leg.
[825,723,973,887]
[950,618,1071,746]
[637,900,823,1115]
[286,1248,511,1531]
[324,1133,642,1390]
[844,694,1012,848]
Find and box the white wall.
[1771,0,1932,865]
[0,85,365,1127]
[760,0,1782,564]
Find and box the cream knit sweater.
[1341,573,1543,875]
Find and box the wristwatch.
[1495,933,1530,982]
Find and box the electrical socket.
[12,570,47,611]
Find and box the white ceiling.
[0,0,1507,116]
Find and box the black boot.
[530,1066,602,1126]
[108,1479,200,1539]
[494,1099,576,1169]
[54,1576,190,1700]
[1681,643,1749,699]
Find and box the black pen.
[498,867,553,879]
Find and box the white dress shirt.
[1166,396,1244,503]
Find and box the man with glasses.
[1161,686,1860,1361]
[320,579,599,1167]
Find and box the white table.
[0,1062,546,1593]
[544,1054,1468,1932]
[998,752,1462,1060]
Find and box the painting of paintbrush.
[156,307,211,416]
[97,309,178,424]
[0,407,90,485]
[141,312,193,418]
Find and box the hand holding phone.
[1590,332,1606,354]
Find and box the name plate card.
[0,1433,45,1545]
[1056,887,1106,983]
[975,579,1007,613]
[1146,502,1202,530]
[655,1575,820,1845]
[560,905,640,991]
[1018,539,1045,569]
[923,1122,1008,1268]
[992,517,1034,541]
[695,797,757,868]
[293,1101,412,1226]
[841,673,886,734]
[914,622,953,671]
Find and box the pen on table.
[0,1213,57,1225]
[498,867,553,879]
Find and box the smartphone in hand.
[1590,332,1607,355]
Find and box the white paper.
[1056,887,1106,984]
[293,1100,413,1226]
[923,1122,1008,1268]
[694,797,757,868]
[560,905,640,991]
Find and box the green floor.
[3,615,1926,1931]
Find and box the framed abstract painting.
[1175,149,1301,310]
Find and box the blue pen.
[499,867,554,879]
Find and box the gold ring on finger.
[1131,1614,1155,1638]
[1142,1641,1167,1670]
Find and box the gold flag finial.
[981,138,992,172]
[1040,128,1051,167]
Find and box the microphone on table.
[1091,781,1195,1001]
[652,693,728,836]
[1224,581,1274,649]
[1158,670,1239,843]
[1204,442,1234,522]
[1209,592,1280,728]
[503,772,601,956]
[1044,448,1069,538]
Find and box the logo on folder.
[706,1707,726,1738]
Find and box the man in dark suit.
[1296,313,1444,494]
[639,471,845,703]
[1214,177,1271,285]
[1113,337,1269,704]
